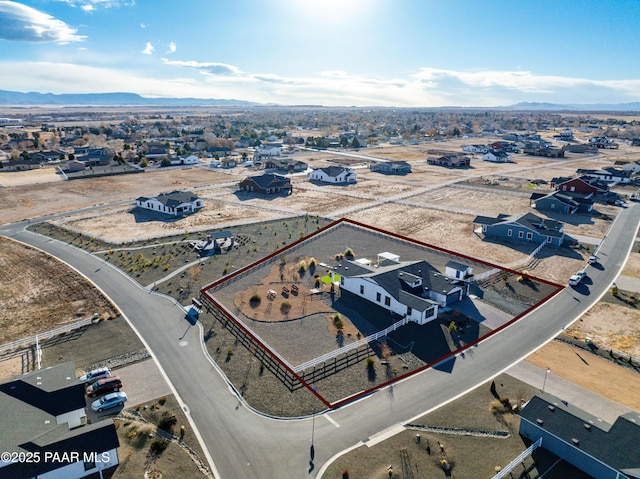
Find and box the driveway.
[86,358,172,423]
[450,296,514,330]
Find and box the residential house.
[369,161,412,175]
[264,158,307,173]
[614,160,640,174]
[529,192,579,214]
[0,362,120,479]
[334,252,470,325]
[221,157,237,168]
[238,173,292,195]
[309,166,356,184]
[523,144,566,158]
[490,141,519,152]
[66,160,86,172]
[589,136,619,149]
[144,142,171,160]
[551,176,609,195]
[136,190,203,215]
[472,212,565,246]
[519,393,640,479]
[170,154,199,166]
[556,129,575,140]
[577,167,632,184]
[255,143,282,158]
[461,144,488,154]
[206,147,232,158]
[427,155,470,168]
[482,150,512,163]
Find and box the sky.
[0,0,639,107]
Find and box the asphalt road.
[1,201,638,479]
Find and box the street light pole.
[542,367,550,393]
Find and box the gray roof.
[473,212,564,238]
[137,190,200,207]
[316,166,349,177]
[520,393,640,475]
[335,259,461,304]
[0,362,119,470]
[244,173,291,189]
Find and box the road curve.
[1,202,637,479]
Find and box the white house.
[255,143,282,157]
[136,190,203,216]
[170,154,199,166]
[482,150,512,163]
[333,253,469,325]
[309,166,356,184]
[462,144,488,154]
[0,362,120,479]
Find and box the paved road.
[1,201,638,479]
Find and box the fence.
[293,315,410,373]
[491,437,542,479]
[472,241,546,282]
[0,317,94,355]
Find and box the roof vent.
[548,405,555,412]
[536,419,544,425]
[584,423,591,430]
[572,438,580,446]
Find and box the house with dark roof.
[309,166,356,184]
[529,192,580,214]
[136,190,203,215]
[577,167,632,184]
[370,161,412,175]
[472,212,565,246]
[551,176,609,195]
[519,393,640,479]
[427,155,470,168]
[0,362,120,479]
[264,158,307,173]
[333,252,470,325]
[482,150,512,163]
[238,173,292,195]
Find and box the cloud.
[141,41,153,55]
[55,0,135,10]
[0,0,85,43]
[161,58,241,75]
[167,41,176,54]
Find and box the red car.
[85,376,122,398]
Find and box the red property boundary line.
[200,217,564,410]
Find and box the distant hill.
[503,101,640,111]
[0,89,259,106]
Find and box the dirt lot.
[623,251,640,277]
[0,167,233,224]
[0,237,119,344]
[564,301,640,357]
[0,167,63,187]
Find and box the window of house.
[384,296,391,307]
[83,460,96,471]
[526,232,533,240]
[547,236,552,243]
[570,186,575,192]
[340,277,344,285]
[376,292,381,302]
[482,225,487,233]
[507,229,512,237]
[407,306,412,316]
[360,285,364,295]
[518,231,524,238]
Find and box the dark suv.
[86,376,122,398]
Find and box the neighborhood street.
[0,202,637,479]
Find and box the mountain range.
[1,89,640,110]
[0,89,258,107]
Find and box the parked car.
[588,255,598,265]
[79,367,111,384]
[91,391,128,413]
[86,376,122,398]
[568,270,587,286]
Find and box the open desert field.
[295,177,421,198]
[0,167,63,187]
[565,302,640,357]
[0,237,118,344]
[408,185,532,215]
[0,167,234,224]
[622,251,640,278]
